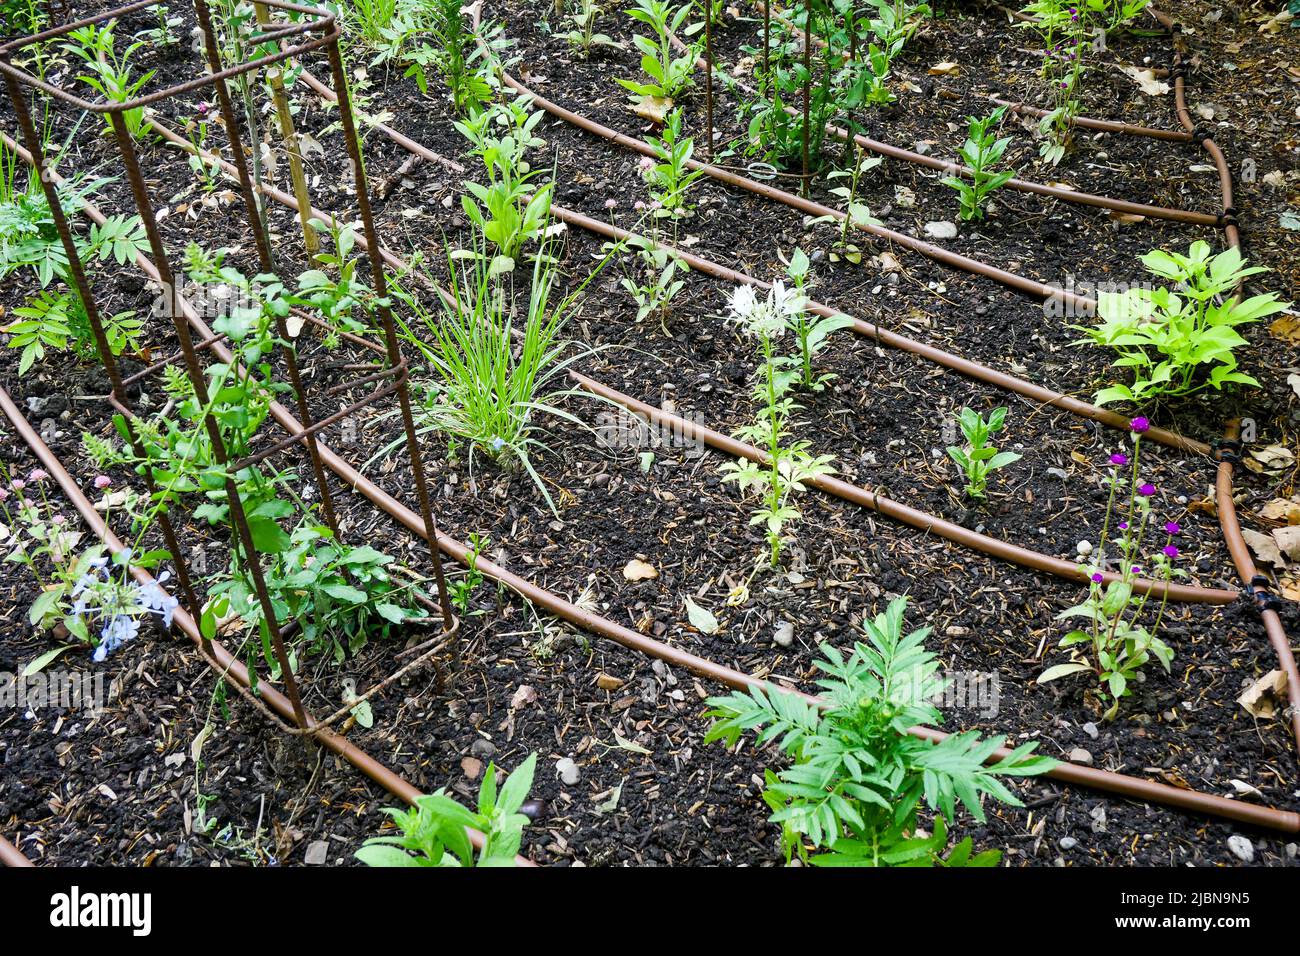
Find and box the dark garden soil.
[0,0,1298,867]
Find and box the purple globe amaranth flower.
[1139,483,1156,496]
[1163,545,1179,558]
[1118,521,1129,531]
[1110,453,1128,466]
[1091,572,1105,584]
[1129,416,1150,434]
[1131,566,1142,574]
[1164,521,1180,534]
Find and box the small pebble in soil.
[304,841,329,866]
[470,738,496,760]
[1058,837,1078,851]
[773,621,794,648]
[1068,747,1093,765]
[1226,835,1254,863]
[1082,722,1099,740]
[520,799,548,822]
[924,220,957,239]
[556,757,581,786]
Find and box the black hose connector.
[1212,437,1242,463]
[1247,575,1284,613]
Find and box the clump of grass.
[390,237,606,514]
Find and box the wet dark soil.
[0,0,1297,868]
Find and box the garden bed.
[1,0,1298,868]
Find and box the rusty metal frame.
[0,0,455,729]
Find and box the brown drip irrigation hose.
[0,385,531,866]
[570,371,1234,603]
[131,113,1231,604]
[292,66,1205,455]
[684,6,1210,220]
[494,70,1097,313]
[1137,9,1300,752]
[989,97,1193,143]
[0,834,35,867]
[16,371,1291,836]
[0,138,530,866]
[4,30,1296,839]
[96,120,1300,832]
[1217,422,1300,750]
[484,7,1300,743]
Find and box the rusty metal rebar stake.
[0,0,458,727]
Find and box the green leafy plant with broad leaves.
[866,0,931,47]
[778,247,854,390]
[940,106,1016,221]
[454,99,554,272]
[562,0,619,56]
[614,233,688,330]
[449,531,489,613]
[62,20,156,142]
[721,282,837,566]
[945,406,1021,499]
[742,19,836,172]
[210,523,426,664]
[0,0,45,37]
[345,0,400,43]
[1038,419,1182,719]
[297,220,378,338]
[1105,0,1151,30]
[105,247,341,598]
[1017,0,1089,165]
[819,149,882,263]
[391,235,604,516]
[356,753,537,866]
[639,108,707,218]
[617,0,700,102]
[1077,241,1288,407]
[839,39,900,110]
[5,289,72,375]
[705,596,1056,865]
[401,0,499,114]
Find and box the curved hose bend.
[1145,7,1300,755]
